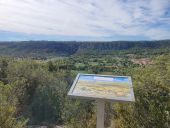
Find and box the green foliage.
[29,79,68,125]
[0,47,169,128]
[0,82,27,128]
[0,58,9,84]
[0,40,170,57]
[115,55,170,128]
[4,60,69,125]
[62,99,96,128]
[7,61,52,106]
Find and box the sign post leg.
[97,100,105,128]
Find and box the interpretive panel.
[68,74,135,102]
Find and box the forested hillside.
[0,40,170,57]
[0,41,170,128]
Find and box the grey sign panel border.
[68,73,135,102]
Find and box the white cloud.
[0,0,170,39]
[145,28,170,40]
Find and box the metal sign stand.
[97,100,105,128]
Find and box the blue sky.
[79,75,129,82]
[0,0,170,41]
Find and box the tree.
[62,99,96,128]
[0,58,8,84]
[48,61,55,72]
[0,82,27,128]
[28,79,68,125]
[114,55,170,128]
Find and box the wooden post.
[97,100,105,128]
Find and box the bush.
[114,55,170,128]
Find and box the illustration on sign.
[68,74,135,102]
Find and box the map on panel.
[68,74,135,102]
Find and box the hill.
[0,40,170,58]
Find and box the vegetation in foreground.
[0,44,170,128]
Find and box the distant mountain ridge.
[0,40,170,57]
